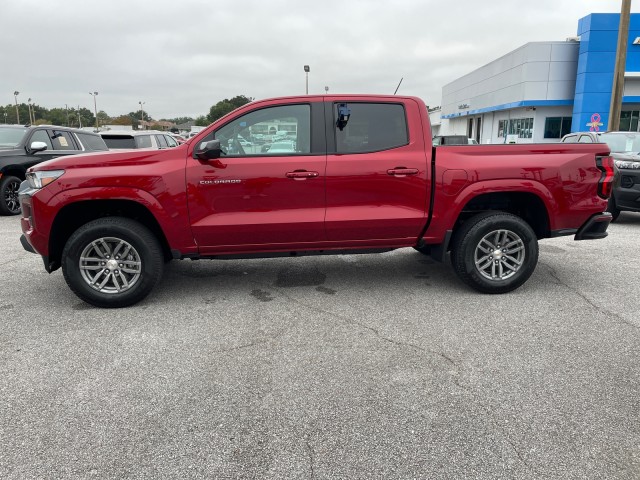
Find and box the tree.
[97,110,111,127]
[195,115,209,127]
[111,115,133,126]
[207,95,252,123]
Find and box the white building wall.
[439,41,579,143]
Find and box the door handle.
[286,170,319,179]
[387,168,419,176]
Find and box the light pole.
[13,91,20,124]
[304,65,310,94]
[139,101,145,129]
[65,104,70,127]
[27,98,33,124]
[325,86,329,94]
[77,105,82,128]
[3,112,7,124]
[89,91,99,131]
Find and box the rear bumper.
[574,212,612,240]
[20,234,35,253]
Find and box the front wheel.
[0,175,22,215]
[450,212,538,294]
[62,217,164,308]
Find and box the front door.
[186,102,327,254]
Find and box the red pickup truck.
[18,95,614,307]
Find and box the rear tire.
[606,197,621,222]
[450,212,538,294]
[62,217,164,308]
[0,175,22,216]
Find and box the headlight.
[614,160,640,169]
[26,170,65,189]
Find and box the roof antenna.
[393,77,403,95]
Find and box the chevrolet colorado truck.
[18,95,614,308]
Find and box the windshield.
[598,132,640,154]
[0,127,28,148]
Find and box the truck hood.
[29,148,175,172]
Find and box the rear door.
[324,99,430,241]
[186,100,327,253]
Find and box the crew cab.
[19,95,614,307]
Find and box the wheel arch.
[48,200,172,271]
[455,191,551,240]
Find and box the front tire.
[450,212,538,294]
[0,175,22,215]
[62,217,164,308]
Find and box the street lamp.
[325,86,329,94]
[65,104,70,127]
[13,91,19,124]
[304,65,310,94]
[77,104,82,128]
[27,98,33,124]
[89,91,99,131]
[3,112,7,124]
[139,101,146,129]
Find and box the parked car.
[19,94,613,307]
[562,131,640,221]
[265,141,295,153]
[0,124,108,215]
[100,130,179,149]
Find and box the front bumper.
[575,212,612,240]
[613,167,640,212]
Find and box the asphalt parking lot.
[1,213,639,479]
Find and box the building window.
[498,118,533,139]
[620,111,640,132]
[544,117,572,139]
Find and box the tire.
[0,175,22,216]
[62,217,164,308]
[450,212,538,294]
[606,197,621,222]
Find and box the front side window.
[51,130,78,150]
[335,103,408,153]
[29,130,53,150]
[214,104,310,156]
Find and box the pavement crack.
[540,261,638,330]
[306,438,315,479]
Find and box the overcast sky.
[2,0,640,120]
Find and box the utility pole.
[608,0,631,131]
[13,91,20,124]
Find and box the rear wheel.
[450,212,538,294]
[0,175,22,215]
[606,197,621,222]
[62,217,164,308]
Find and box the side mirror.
[29,141,48,153]
[194,139,222,160]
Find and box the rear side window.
[135,135,153,148]
[335,103,408,153]
[51,130,78,151]
[102,135,136,149]
[76,133,108,151]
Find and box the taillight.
[596,155,614,199]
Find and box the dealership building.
[434,13,640,143]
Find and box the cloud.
[1,0,637,119]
